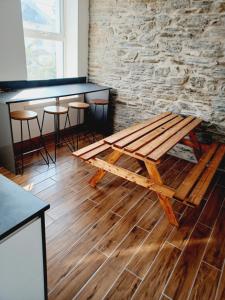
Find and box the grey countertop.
[0,83,111,104]
[0,175,49,241]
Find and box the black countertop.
[0,83,111,104]
[0,175,49,241]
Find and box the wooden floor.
[1,137,225,300]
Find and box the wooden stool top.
[90,99,108,105]
[10,110,37,121]
[44,106,68,115]
[69,102,89,109]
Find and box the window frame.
[22,0,65,79]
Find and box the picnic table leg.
[189,130,202,161]
[145,161,179,227]
[135,160,146,174]
[89,150,122,187]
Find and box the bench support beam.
[88,157,175,198]
[89,150,122,187]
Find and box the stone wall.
[89,0,225,137]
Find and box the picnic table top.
[73,112,200,162]
[75,112,202,162]
[104,112,202,161]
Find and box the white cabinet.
[0,218,46,300]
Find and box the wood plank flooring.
[1,137,225,300]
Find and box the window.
[21,0,64,80]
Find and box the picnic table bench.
[73,112,225,227]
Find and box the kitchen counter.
[0,174,49,241]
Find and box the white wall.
[77,0,89,77]
[64,0,78,78]
[64,0,89,78]
[0,0,27,81]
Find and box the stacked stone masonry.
[89,0,225,136]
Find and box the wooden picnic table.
[73,112,225,227]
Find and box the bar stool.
[89,99,109,137]
[66,102,90,150]
[41,105,73,162]
[10,110,50,174]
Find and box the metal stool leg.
[82,108,88,144]
[41,111,46,135]
[27,120,31,140]
[87,107,95,143]
[54,113,64,160]
[54,114,57,162]
[20,120,24,174]
[82,108,92,144]
[56,114,60,147]
[102,105,105,136]
[36,117,54,165]
[10,119,17,174]
[63,109,75,151]
[27,118,49,166]
[76,109,80,149]
[64,111,69,128]
[94,104,97,124]
[40,112,54,164]
[66,112,75,151]
[92,104,97,141]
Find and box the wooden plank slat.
[104,270,141,300]
[73,139,105,157]
[114,114,178,149]
[48,249,107,300]
[148,118,202,161]
[204,206,225,269]
[111,146,152,163]
[137,201,163,231]
[132,242,181,300]
[67,184,129,232]
[88,158,175,198]
[136,116,195,158]
[216,264,225,300]
[104,112,172,144]
[164,223,211,300]
[80,144,111,160]
[187,144,225,206]
[75,227,147,300]
[175,143,218,200]
[48,212,120,289]
[111,185,149,217]
[128,215,177,278]
[189,262,221,300]
[168,200,206,250]
[125,116,183,153]
[199,185,225,228]
[97,197,154,257]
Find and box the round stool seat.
[90,99,108,105]
[44,106,68,115]
[69,102,90,109]
[10,110,37,121]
